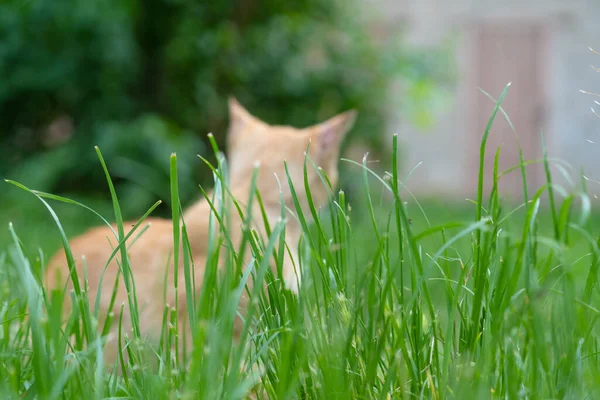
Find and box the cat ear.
[228,97,262,126]
[227,97,267,145]
[313,110,357,151]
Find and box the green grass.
[2,86,600,398]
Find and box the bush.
[0,0,450,217]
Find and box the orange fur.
[44,98,356,364]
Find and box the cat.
[44,97,357,365]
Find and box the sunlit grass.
[2,84,600,398]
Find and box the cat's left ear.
[228,97,259,125]
[313,110,357,152]
[227,96,268,148]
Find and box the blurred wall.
[365,0,600,200]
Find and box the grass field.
[2,89,600,399]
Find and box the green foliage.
[2,87,600,397]
[0,0,452,218]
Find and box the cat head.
[225,97,356,218]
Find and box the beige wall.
[364,0,600,199]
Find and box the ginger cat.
[44,98,356,365]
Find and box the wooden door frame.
[460,18,552,198]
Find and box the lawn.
[1,108,600,398]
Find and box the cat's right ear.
[313,109,357,152]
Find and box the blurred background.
[1,0,600,255]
